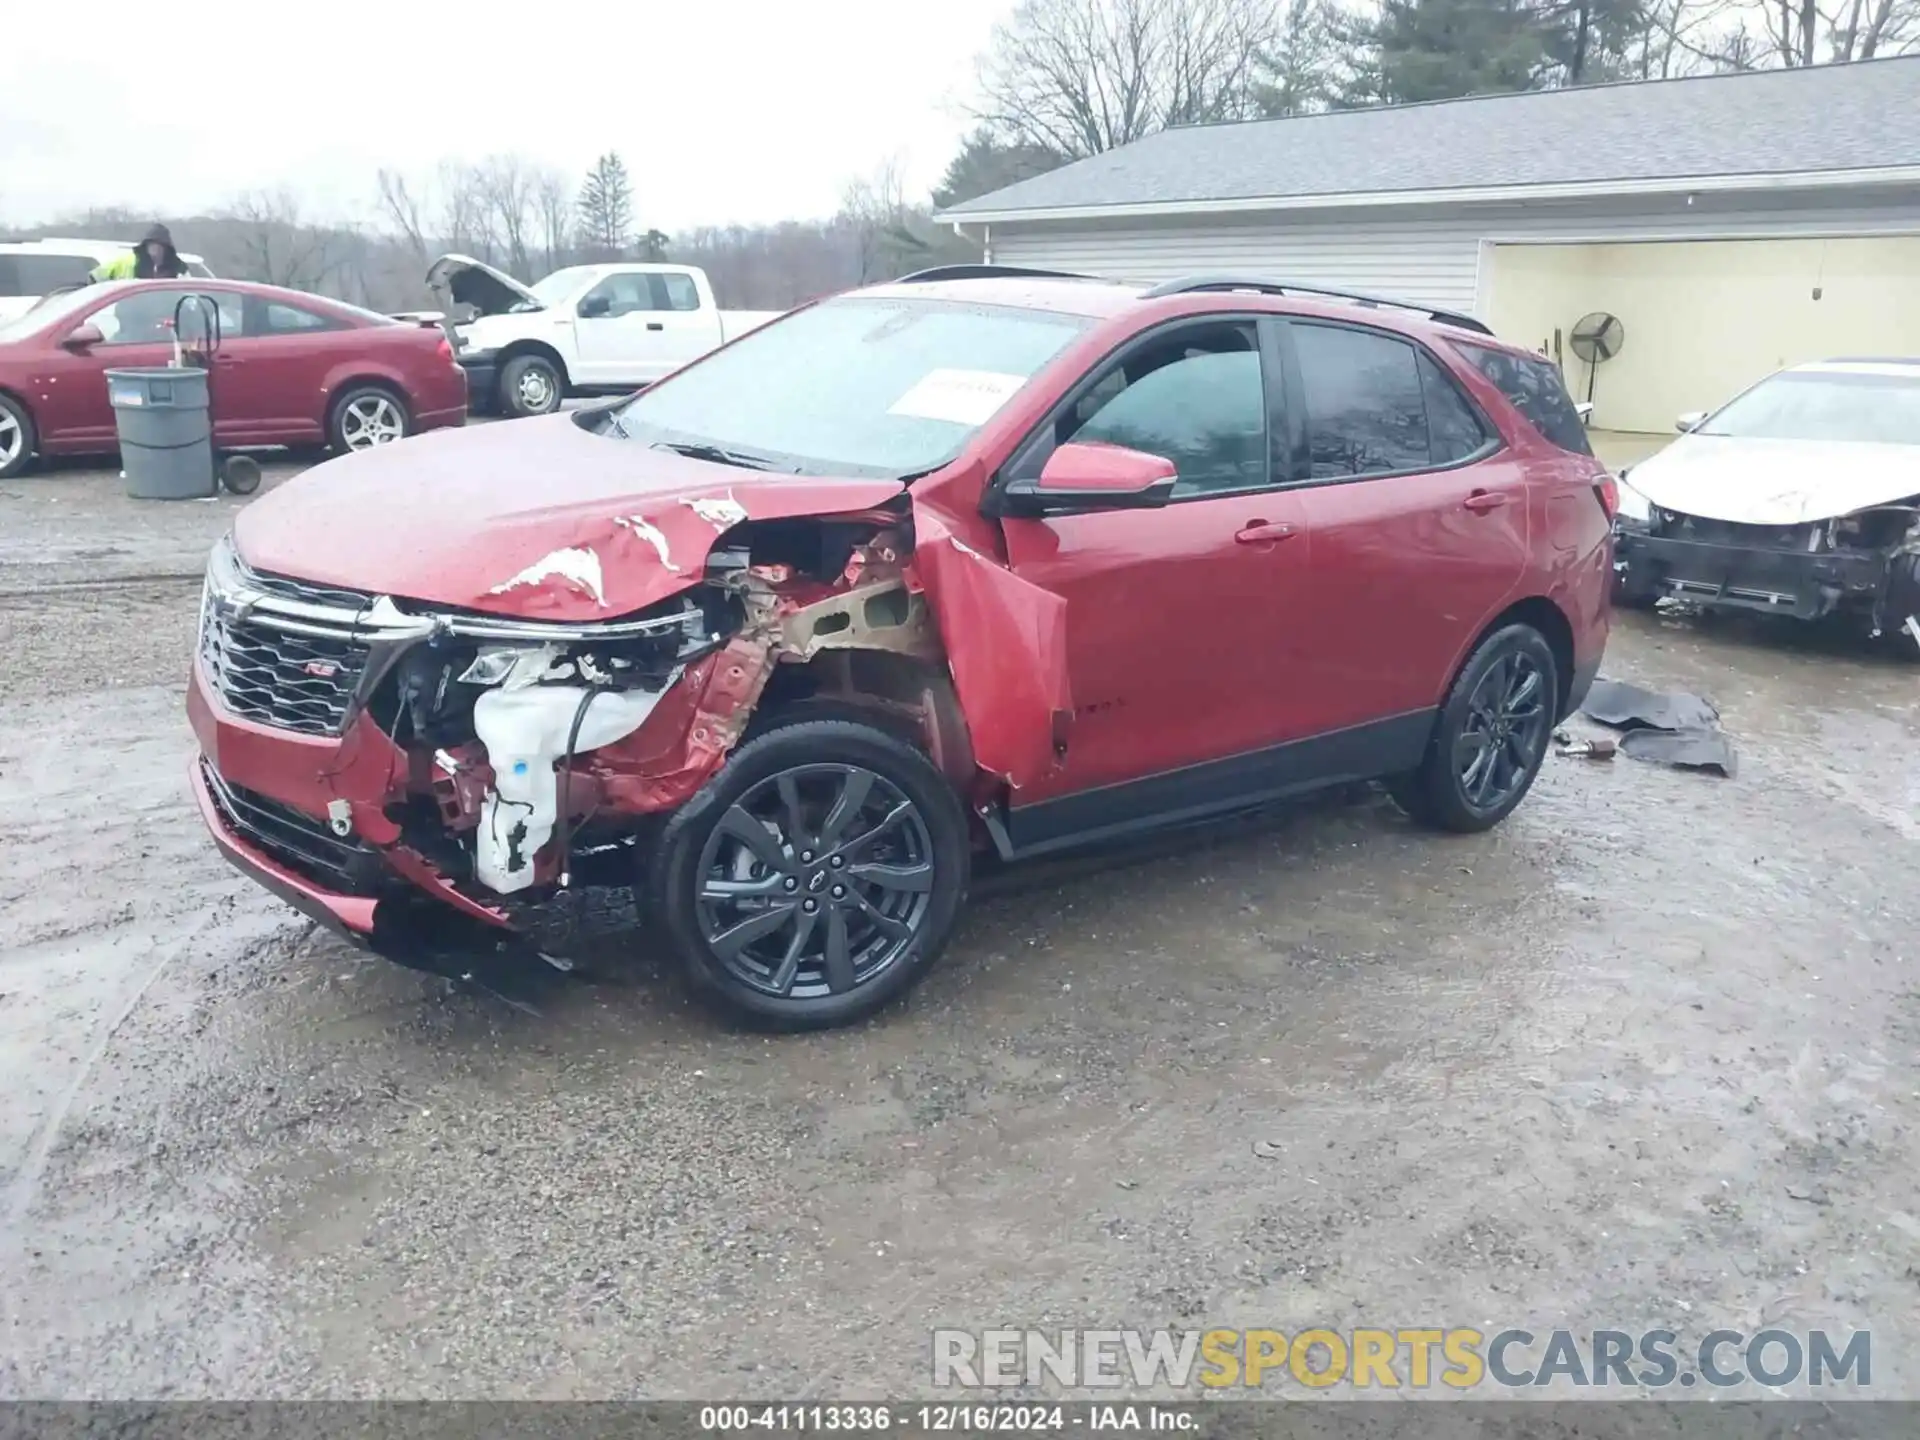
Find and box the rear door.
[644,271,727,375]
[988,315,1319,847]
[1281,318,1529,732]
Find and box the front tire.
[498,354,565,418]
[1388,623,1559,834]
[650,718,970,1032]
[328,385,410,454]
[0,393,36,479]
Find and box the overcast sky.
[2,0,1014,233]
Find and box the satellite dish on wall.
[1568,311,1625,406]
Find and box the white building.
[938,58,1920,434]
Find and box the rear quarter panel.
[1441,342,1614,694]
[318,328,456,427]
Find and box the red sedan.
[0,278,467,478]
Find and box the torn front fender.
[909,510,1072,793]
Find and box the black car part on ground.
[1579,677,1737,779]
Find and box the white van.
[0,238,216,323]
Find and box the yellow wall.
[1483,236,1920,434]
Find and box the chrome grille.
[242,567,379,612]
[200,761,384,895]
[199,593,371,736]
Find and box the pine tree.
[1337,0,1550,106]
[932,128,1066,211]
[576,153,635,258]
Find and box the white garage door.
[1482,236,1920,434]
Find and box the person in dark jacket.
[89,223,190,282]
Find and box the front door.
[1281,318,1531,733]
[989,316,1321,851]
[573,273,673,387]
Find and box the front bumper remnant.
[1614,528,1890,619]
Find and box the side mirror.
[1676,411,1707,433]
[997,441,1178,518]
[578,294,612,319]
[63,323,104,350]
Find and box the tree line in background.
[953,0,1916,192]
[7,0,1911,311]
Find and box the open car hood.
[1628,434,1920,526]
[232,414,907,621]
[425,253,543,317]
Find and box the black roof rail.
[1140,274,1495,337]
[892,264,1100,284]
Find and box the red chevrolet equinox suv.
[189,267,1615,1030]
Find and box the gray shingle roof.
[940,57,1920,218]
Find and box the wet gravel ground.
[2,451,1919,1401]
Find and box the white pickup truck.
[424,255,782,417]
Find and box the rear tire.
[1389,623,1559,834]
[0,393,36,479]
[327,385,410,454]
[650,717,970,1032]
[498,354,565,418]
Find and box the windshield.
[0,286,97,344]
[526,267,595,307]
[1700,370,1920,446]
[607,296,1089,477]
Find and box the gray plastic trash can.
[106,367,216,500]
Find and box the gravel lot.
[2,443,1918,1401]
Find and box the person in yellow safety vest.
[89,223,190,282]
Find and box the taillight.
[436,337,454,362]
[1595,473,1619,520]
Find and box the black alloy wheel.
[1389,623,1560,833]
[1453,648,1552,814]
[696,763,935,999]
[652,718,969,1030]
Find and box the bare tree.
[973,0,1281,157]
[840,158,915,283]
[477,154,538,279]
[226,189,355,293]
[375,168,432,265]
[1819,0,1920,56]
[436,160,490,260]
[533,167,573,274]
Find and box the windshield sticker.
[888,369,1028,427]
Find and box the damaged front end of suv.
[187,275,1118,1030]
[191,495,989,983]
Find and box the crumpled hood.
[232,414,907,620]
[1629,434,1920,526]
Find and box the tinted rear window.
[1453,342,1593,456]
